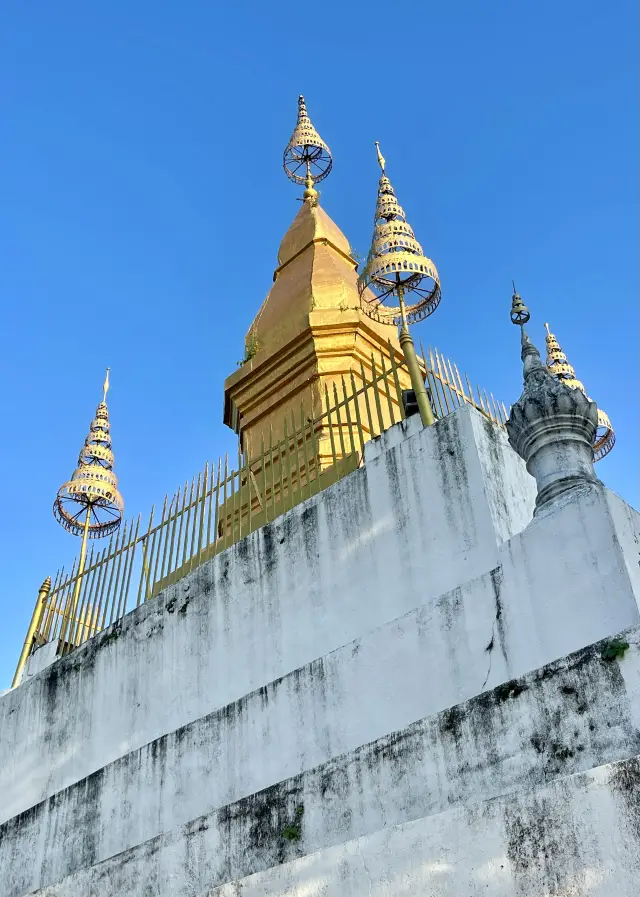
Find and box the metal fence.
[29,344,508,659]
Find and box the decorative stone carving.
[507,328,601,512]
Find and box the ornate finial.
[53,371,124,539]
[358,145,440,427]
[283,95,332,192]
[506,293,601,513]
[102,367,110,404]
[545,322,615,462]
[510,282,530,327]
[357,146,441,327]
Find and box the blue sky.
[0,0,637,687]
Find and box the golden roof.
[245,197,390,360]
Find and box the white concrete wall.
[0,407,536,826]
[3,626,640,896]
[2,406,639,897]
[202,758,640,897]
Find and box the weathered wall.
[8,631,640,896]
[2,406,640,896]
[202,757,640,897]
[0,407,536,826]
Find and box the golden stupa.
[223,96,415,471]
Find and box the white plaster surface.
[3,629,640,896]
[2,406,640,897]
[28,756,640,897]
[0,407,537,826]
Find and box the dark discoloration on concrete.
[610,756,640,841]
[3,629,640,897]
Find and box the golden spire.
[358,144,441,427]
[53,368,124,538]
[544,322,615,461]
[283,95,332,197]
[358,143,441,327]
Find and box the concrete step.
[8,628,640,897]
[202,756,640,897]
[31,756,640,897]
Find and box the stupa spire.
[53,369,124,646]
[53,368,124,538]
[506,289,601,512]
[283,95,332,202]
[358,143,441,426]
[545,322,615,462]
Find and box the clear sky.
[0,0,637,688]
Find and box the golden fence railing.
[27,343,508,661]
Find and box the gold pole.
[12,576,52,688]
[59,505,92,648]
[397,282,435,427]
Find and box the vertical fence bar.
[92,531,114,633]
[181,478,196,566]
[429,349,448,416]
[300,403,311,498]
[283,417,293,511]
[42,568,63,641]
[233,449,240,545]
[277,431,286,514]
[136,505,155,608]
[165,486,181,577]
[387,342,404,418]
[213,458,222,547]
[332,383,347,457]
[350,372,365,456]
[68,543,96,648]
[464,373,475,409]
[379,356,396,425]
[197,463,209,563]
[308,409,321,489]
[206,469,214,549]
[160,496,176,581]
[359,361,375,438]
[121,514,140,615]
[151,496,169,588]
[370,355,385,435]
[111,523,130,616]
[324,384,338,466]
[57,558,78,643]
[442,357,459,407]
[340,377,356,455]
[188,473,202,566]
[102,524,123,626]
[269,423,277,518]
[222,454,229,548]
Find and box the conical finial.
[510,282,530,327]
[357,145,441,326]
[283,95,332,189]
[544,322,615,462]
[102,367,110,404]
[53,371,124,539]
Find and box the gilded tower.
[222,97,417,472]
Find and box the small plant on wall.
[282,805,304,842]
